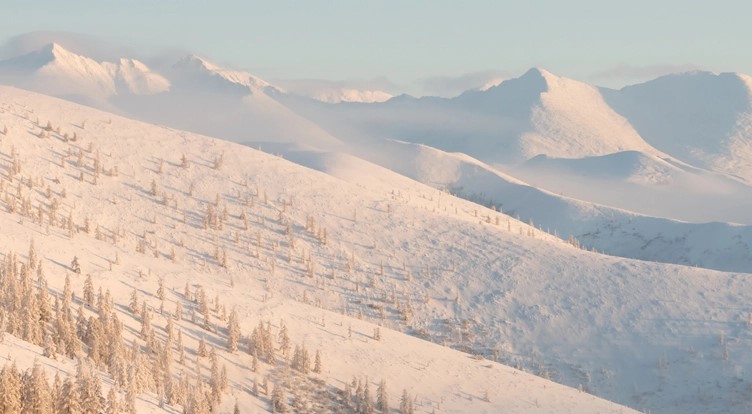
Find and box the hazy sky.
[1,0,749,95]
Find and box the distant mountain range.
[2,42,752,273]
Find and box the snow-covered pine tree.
[77,360,104,414]
[278,321,290,358]
[271,383,288,413]
[36,269,52,323]
[129,289,139,315]
[0,362,22,414]
[106,386,119,414]
[209,346,225,403]
[157,278,165,301]
[363,377,374,414]
[376,379,388,413]
[59,376,82,414]
[399,389,414,414]
[227,306,240,352]
[198,337,208,357]
[140,306,152,341]
[27,239,37,269]
[43,331,57,359]
[313,349,322,373]
[83,273,94,307]
[71,256,81,274]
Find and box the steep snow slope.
[456,68,659,160]
[169,54,276,94]
[603,71,752,183]
[0,86,637,413]
[113,58,171,96]
[512,151,752,224]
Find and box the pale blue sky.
[1,0,750,95]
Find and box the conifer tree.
[376,379,388,412]
[83,273,94,307]
[36,272,52,323]
[71,256,81,274]
[227,306,240,352]
[271,383,288,413]
[209,347,222,403]
[140,307,152,341]
[278,322,290,358]
[28,239,37,270]
[0,363,22,414]
[399,389,414,414]
[106,386,119,414]
[174,301,183,321]
[129,289,139,315]
[77,360,104,414]
[63,272,73,302]
[198,337,208,357]
[363,377,374,414]
[313,350,322,374]
[60,376,82,414]
[43,331,57,359]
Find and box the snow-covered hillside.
[512,151,752,224]
[2,86,752,413]
[0,86,637,413]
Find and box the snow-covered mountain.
[1,42,751,272]
[0,42,169,104]
[169,54,278,94]
[281,68,661,165]
[603,71,752,183]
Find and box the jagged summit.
[0,42,169,99]
[172,53,276,92]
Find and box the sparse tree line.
[0,109,440,412]
[0,241,420,413]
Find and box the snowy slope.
[291,140,752,273]
[603,71,752,183]
[0,86,636,413]
[512,151,752,224]
[3,87,752,413]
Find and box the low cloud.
[414,70,510,97]
[0,31,138,61]
[589,63,703,86]
[273,78,401,103]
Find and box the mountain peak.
[175,54,217,71]
[41,42,78,61]
[172,54,274,92]
[518,67,560,85]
